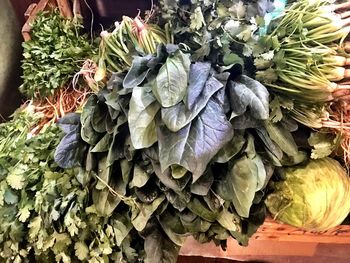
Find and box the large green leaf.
[228,75,269,120]
[153,50,190,107]
[123,55,152,89]
[217,207,241,232]
[112,214,134,246]
[186,62,211,110]
[187,198,217,222]
[216,155,266,218]
[92,188,120,217]
[131,195,165,231]
[161,76,224,132]
[144,227,180,263]
[213,133,245,163]
[130,164,150,188]
[128,86,160,149]
[265,122,298,157]
[158,211,187,246]
[158,93,233,182]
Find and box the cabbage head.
[265,157,350,231]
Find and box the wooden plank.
[56,0,73,18]
[21,0,57,41]
[253,219,350,243]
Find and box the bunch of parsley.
[20,10,95,98]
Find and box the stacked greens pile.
[1,0,350,262]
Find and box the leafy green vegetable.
[20,10,96,98]
[153,50,191,107]
[0,110,146,262]
[159,92,234,183]
[129,85,160,149]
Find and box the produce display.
[1,0,350,262]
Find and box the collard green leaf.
[181,216,212,233]
[265,122,298,157]
[153,50,190,107]
[158,95,233,183]
[128,86,160,149]
[95,156,112,190]
[81,116,101,145]
[161,76,224,132]
[144,226,180,263]
[81,95,98,125]
[255,127,283,161]
[252,155,267,191]
[187,198,217,222]
[228,75,269,120]
[92,188,121,217]
[186,62,211,110]
[165,190,191,212]
[158,211,187,246]
[91,103,108,133]
[131,195,165,231]
[55,115,86,169]
[152,162,191,192]
[214,133,245,163]
[123,55,152,89]
[216,155,264,218]
[107,124,130,166]
[55,131,85,169]
[56,113,81,134]
[190,170,214,196]
[230,112,263,129]
[112,214,134,246]
[130,164,150,188]
[91,133,112,153]
[217,207,240,232]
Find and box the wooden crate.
[21,0,78,41]
[253,218,350,244]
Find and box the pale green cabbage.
[265,157,350,231]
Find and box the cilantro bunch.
[20,10,95,98]
[0,109,144,262]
